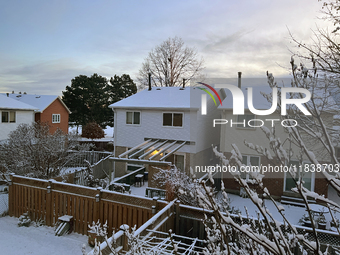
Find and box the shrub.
[81,122,104,139]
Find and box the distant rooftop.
[2,93,70,113]
[0,94,38,111]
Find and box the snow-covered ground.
[127,181,313,226]
[0,216,92,255]
[227,193,306,225]
[126,182,314,226]
[69,125,114,140]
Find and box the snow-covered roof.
[0,94,38,111]
[109,87,207,110]
[2,93,70,113]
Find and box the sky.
[0,0,327,96]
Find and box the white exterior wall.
[114,103,221,155]
[0,110,35,141]
[219,110,286,155]
[114,109,193,153]
[192,95,221,154]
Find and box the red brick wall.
[39,98,69,134]
[221,151,329,199]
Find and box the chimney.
[238,72,242,88]
[148,73,152,91]
[6,93,9,97]
[180,78,186,90]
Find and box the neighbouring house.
[0,94,38,141]
[216,81,337,203]
[4,93,71,134]
[108,84,224,188]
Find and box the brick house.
[5,93,71,134]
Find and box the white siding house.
[0,94,38,141]
[109,86,224,183]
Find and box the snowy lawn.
[0,216,92,255]
[227,193,334,227]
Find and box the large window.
[126,111,140,125]
[237,114,255,128]
[163,113,183,127]
[1,111,16,123]
[52,114,60,123]
[241,155,260,179]
[285,160,314,192]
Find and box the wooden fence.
[8,175,164,235]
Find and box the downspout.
[112,108,117,183]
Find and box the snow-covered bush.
[83,160,109,189]
[18,212,31,227]
[0,122,91,179]
[153,166,206,206]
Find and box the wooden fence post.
[45,180,53,226]
[120,224,129,251]
[152,197,158,213]
[94,187,102,223]
[175,199,180,234]
[8,174,14,216]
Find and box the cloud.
[0,58,97,95]
[202,30,254,53]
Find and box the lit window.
[163,113,183,127]
[126,111,140,125]
[1,111,15,123]
[237,114,255,128]
[52,114,60,123]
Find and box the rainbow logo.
[196,82,222,106]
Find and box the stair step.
[280,200,306,207]
[280,195,316,207]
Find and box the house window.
[241,155,260,179]
[236,114,255,128]
[52,114,60,123]
[126,111,140,125]
[1,111,16,123]
[336,148,340,162]
[174,154,185,171]
[163,113,183,127]
[284,160,314,192]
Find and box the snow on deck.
[0,216,91,254]
[129,181,148,197]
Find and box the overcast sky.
[0,0,326,95]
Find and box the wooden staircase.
[280,195,316,207]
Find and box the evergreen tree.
[62,73,113,128]
[108,74,137,103]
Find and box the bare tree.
[290,0,340,78]
[0,122,90,179]
[138,37,204,88]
